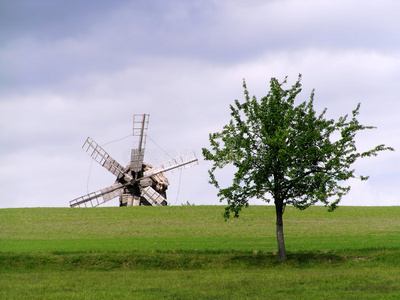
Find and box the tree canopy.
[202,75,394,261]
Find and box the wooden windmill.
[70,114,198,208]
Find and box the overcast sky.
[1,0,399,208]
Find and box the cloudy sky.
[1,0,399,208]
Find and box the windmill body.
[70,114,198,208]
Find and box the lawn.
[1,205,400,299]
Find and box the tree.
[202,75,394,262]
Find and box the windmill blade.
[131,114,149,174]
[142,150,198,179]
[70,183,124,208]
[131,148,144,174]
[141,186,167,206]
[82,137,132,181]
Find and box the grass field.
[1,205,400,299]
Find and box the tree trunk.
[274,168,286,262]
[275,201,287,262]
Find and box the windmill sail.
[141,186,166,206]
[70,183,124,207]
[131,114,149,174]
[143,150,198,178]
[82,137,132,181]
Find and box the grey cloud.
[3,0,400,95]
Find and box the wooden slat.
[143,150,198,178]
[141,186,166,206]
[70,183,124,208]
[82,137,132,181]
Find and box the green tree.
[202,75,394,262]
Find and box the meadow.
[1,205,400,299]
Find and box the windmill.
[70,114,198,208]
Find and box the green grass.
[1,205,400,299]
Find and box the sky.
[1,0,399,208]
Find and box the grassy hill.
[1,205,400,299]
[1,205,399,253]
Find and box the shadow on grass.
[285,251,344,267]
[230,251,344,268]
[1,248,398,272]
